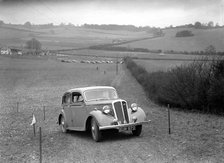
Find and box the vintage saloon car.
[58,86,150,141]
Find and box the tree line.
[167,21,222,29]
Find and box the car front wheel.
[91,118,102,142]
[60,116,68,133]
[132,125,142,136]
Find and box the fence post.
[43,106,45,121]
[16,102,19,112]
[39,127,42,163]
[168,104,171,134]
[33,124,36,137]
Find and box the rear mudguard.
[58,110,66,125]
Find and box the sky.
[0,0,223,28]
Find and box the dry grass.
[119,64,224,162]
[121,27,224,52]
[1,25,224,53]
[0,55,117,108]
[134,59,190,72]
[0,25,150,50]
[0,55,118,162]
[1,25,224,163]
[0,55,224,162]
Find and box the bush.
[205,45,216,54]
[26,38,42,50]
[124,57,224,114]
[176,30,194,37]
[208,60,224,111]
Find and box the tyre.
[91,118,102,142]
[132,125,142,136]
[60,116,68,133]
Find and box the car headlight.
[131,103,138,112]
[102,105,111,114]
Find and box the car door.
[70,92,87,130]
[62,93,73,127]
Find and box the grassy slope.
[1,25,224,162]
[0,55,118,162]
[133,59,189,72]
[0,27,30,47]
[118,64,224,162]
[0,25,149,50]
[0,55,223,162]
[121,27,224,52]
[0,55,116,107]
[1,25,224,52]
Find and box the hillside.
[1,55,224,162]
[120,27,224,52]
[0,25,150,50]
[1,25,223,53]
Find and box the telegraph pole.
[32,38,34,55]
[116,55,118,75]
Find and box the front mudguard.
[89,110,114,127]
[128,107,147,123]
[99,107,150,131]
[89,107,147,127]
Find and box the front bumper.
[99,120,151,130]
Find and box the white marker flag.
[30,114,36,126]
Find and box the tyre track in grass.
[2,58,223,162]
[29,64,149,163]
[43,64,172,163]
[37,61,224,163]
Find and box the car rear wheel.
[60,116,68,133]
[91,118,102,142]
[132,125,142,136]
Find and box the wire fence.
[1,100,224,162]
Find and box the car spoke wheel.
[132,125,142,136]
[61,116,67,133]
[91,118,102,142]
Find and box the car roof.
[66,86,116,94]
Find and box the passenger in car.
[77,95,84,102]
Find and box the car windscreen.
[84,88,118,101]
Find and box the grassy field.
[133,59,189,72]
[0,55,120,162]
[0,25,149,50]
[1,24,224,162]
[117,65,224,163]
[2,25,224,53]
[120,27,224,52]
[0,55,117,108]
[0,54,224,162]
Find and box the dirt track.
[33,66,171,163]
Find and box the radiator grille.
[113,101,129,124]
[122,101,129,123]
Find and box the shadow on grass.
[67,130,136,142]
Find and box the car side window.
[72,92,84,104]
[62,93,71,105]
[77,94,84,102]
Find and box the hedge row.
[176,30,194,37]
[89,45,224,56]
[124,57,224,114]
[89,45,162,53]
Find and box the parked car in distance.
[58,86,150,142]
